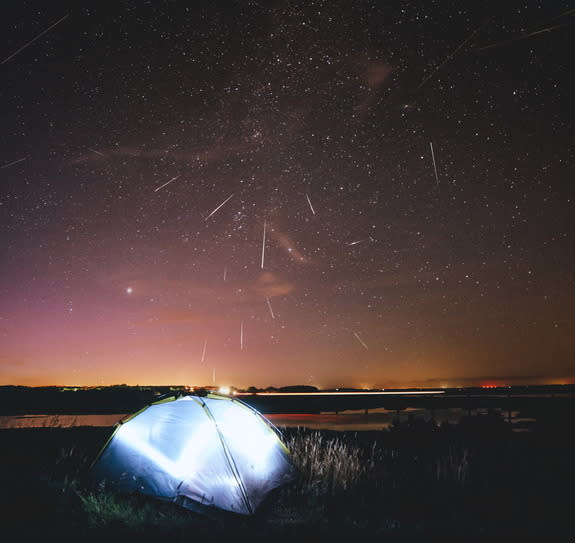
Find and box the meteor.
[429,142,439,185]
[1,157,27,169]
[205,193,234,220]
[353,332,369,349]
[261,220,267,269]
[305,194,316,215]
[417,24,485,90]
[154,175,180,193]
[2,14,69,65]
[201,339,207,363]
[266,296,275,319]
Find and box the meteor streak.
[2,14,69,65]
[154,175,180,193]
[417,24,484,90]
[305,194,316,215]
[201,339,207,363]
[240,321,244,350]
[1,157,27,169]
[353,332,369,349]
[266,296,275,319]
[205,193,234,220]
[430,142,439,185]
[261,220,267,269]
[476,21,573,51]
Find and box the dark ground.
[1,412,574,542]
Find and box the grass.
[66,424,477,534]
[66,429,379,529]
[1,414,574,540]
[78,491,197,531]
[273,426,474,525]
[286,430,375,495]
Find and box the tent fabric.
[91,393,297,515]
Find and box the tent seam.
[193,397,254,515]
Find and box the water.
[267,407,465,431]
[0,407,533,431]
[0,413,124,429]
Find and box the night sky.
[1,1,574,389]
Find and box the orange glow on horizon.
[237,390,446,396]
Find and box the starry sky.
[1,1,574,389]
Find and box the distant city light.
[218,386,231,395]
[237,390,445,397]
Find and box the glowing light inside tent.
[93,396,297,515]
[117,417,218,481]
[216,405,278,467]
[117,422,185,480]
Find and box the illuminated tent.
[91,393,297,515]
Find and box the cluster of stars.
[0,1,573,388]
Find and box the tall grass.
[435,447,470,487]
[78,491,195,530]
[274,426,474,522]
[55,425,475,529]
[270,430,383,522]
[286,430,376,496]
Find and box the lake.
[0,407,535,431]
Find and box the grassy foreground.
[1,414,574,541]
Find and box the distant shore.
[1,383,574,416]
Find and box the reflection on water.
[267,407,464,431]
[0,414,125,429]
[0,407,534,431]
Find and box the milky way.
[1,1,573,388]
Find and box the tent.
[91,392,297,515]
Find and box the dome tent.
[91,392,297,515]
